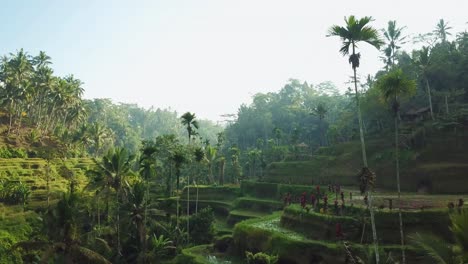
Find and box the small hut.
[401,107,430,122]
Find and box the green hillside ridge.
[264,128,468,193]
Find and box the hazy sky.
[2,0,467,121]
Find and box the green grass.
[233,197,283,213]
[0,204,40,263]
[226,210,270,226]
[263,134,468,194]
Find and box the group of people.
[283,184,352,216]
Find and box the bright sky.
[1,0,467,121]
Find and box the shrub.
[0,180,31,206]
[188,206,215,244]
[246,251,278,264]
[0,147,28,158]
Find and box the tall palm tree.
[382,20,407,69]
[2,49,33,134]
[205,146,218,183]
[311,103,328,146]
[171,150,186,228]
[193,147,205,215]
[15,192,111,264]
[376,68,416,264]
[181,112,199,144]
[125,181,151,260]
[139,143,157,247]
[328,15,383,264]
[32,51,52,69]
[88,122,113,157]
[434,19,452,43]
[218,156,226,186]
[413,47,435,120]
[89,148,135,256]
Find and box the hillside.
[264,124,468,194]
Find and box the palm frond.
[409,233,453,264]
[70,245,112,264]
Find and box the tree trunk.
[45,161,51,208]
[444,95,448,115]
[196,183,199,214]
[425,78,434,120]
[395,115,406,264]
[187,174,190,242]
[97,195,101,235]
[352,43,379,264]
[117,189,121,256]
[219,160,225,186]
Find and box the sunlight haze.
[2,0,467,121]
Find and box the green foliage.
[0,180,30,205]
[149,234,175,259]
[0,147,28,158]
[245,251,278,264]
[188,207,215,244]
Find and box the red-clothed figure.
[310,193,316,207]
[323,195,328,210]
[335,223,344,239]
[316,185,320,197]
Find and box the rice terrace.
[0,1,468,264]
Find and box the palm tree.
[376,68,416,264]
[1,49,33,134]
[247,149,261,178]
[33,51,52,69]
[410,211,468,263]
[205,146,218,183]
[171,150,186,228]
[15,192,111,264]
[328,15,383,264]
[193,147,205,214]
[88,148,135,256]
[181,112,199,144]
[88,122,113,157]
[434,19,452,43]
[382,20,407,69]
[139,143,157,248]
[413,47,435,120]
[125,181,152,260]
[311,103,328,146]
[218,156,226,186]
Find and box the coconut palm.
[311,103,328,146]
[171,150,186,228]
[434,19,452,43]
[205,146,217,183]
[376,68,416,264]
[410,211,468,264]
[218,156,226,186]
[139,143,157,249]
[124,181,152,260]
[88,122,113,157]
[328,15,383,263]
[382,20,407,69]
[32,51,52,69]
[413,46,435,120]
[181,112,199,144]
[15,192,111,264]
[193,147,205,214]
[88,148,135,256]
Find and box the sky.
[1,0,467,122]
